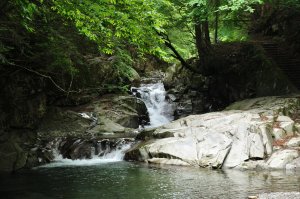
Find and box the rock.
[147,158,190,166]
[0,129,38,172]
[277,116,293,122]
[126,96,300,169]
[1,73,47,130]
[272,128,286,139]
[196,132,232,168]
[256,192,300,199]
[266,149,299,169]
[260,124,273,156]
[166,94,177,102]
[295,123,300,132]
[0,140,27,172]
[279,121,295,136]
[143,137,198,166]
[192,98,205,114]
[190,75,205,90]
[87,117,126,135]
[225,96,300,114]
[127,111,272,168]
[223,122,266,168]
[33,94,148,166]
[174,99,193,119]
[38,95,147,139]
[286,136,300,147]
[236,160,265,170]
[92,95,149,129]
[285,157,300,170]
[59,138,93,159]
[37,107,92,139]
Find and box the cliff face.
[0,70,46,172]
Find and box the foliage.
[49,0,167,56]
[218,0,263,13]
[218,25,249,41]
[2,0,300,98]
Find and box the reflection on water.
[1,162,300,199]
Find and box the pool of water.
[1,161,300,199]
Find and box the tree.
[49,0,168,56]
[154,0,264,72]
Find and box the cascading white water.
[38,140,132,168]
[40,81,174,167]
[134,82,174,128]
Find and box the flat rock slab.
[127,96,300,169]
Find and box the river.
[1,162,300,199]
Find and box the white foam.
[137,82,174,128]
[37,143,131,168]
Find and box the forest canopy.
[1,0,299,93]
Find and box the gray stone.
[285,157,300,170]
[272,128,286,140]
[266,149,299,169]
[286,136,300,147]
[256,192,300,199]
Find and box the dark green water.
[1,161,300,199]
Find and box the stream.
[1,82,300,199]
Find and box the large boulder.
[37,107,92,139]
[37,94,149,139]
[0,129,37,172]
[125,96,300,169]
[91,95,149,129]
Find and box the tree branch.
[155,30,200,73]
[8,62,77,94]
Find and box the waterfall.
[132,81,174,128]
[40,80,174,167]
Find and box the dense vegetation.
[1,0,299,95]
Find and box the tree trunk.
[195,22,203,59]
[203,19,211,47]
[194,19,211,60]
[214,0,220,43]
